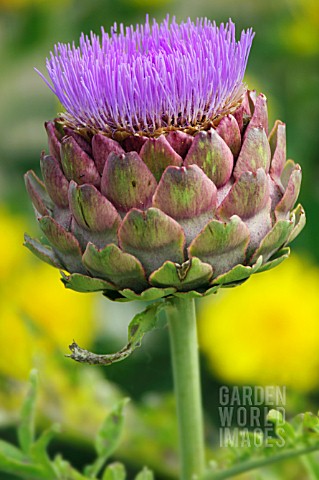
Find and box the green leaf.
[135,467,154,480]
[102,462,126,480]
[202,444,319,480]
[256,247,290,273]
[212,256,262,285]
[292,412,319,437]
[0,450,46,480]
[30,424,61,477]
[204,410,319,480]
[173,290,206,299]
[302,412,319,432]
[67,301,167,365]
[267,409,295,444]
[119,287,175,301]
[149,257,212,291]
[85,399,129,478]
[96,398,129,458]
[0,440,25,462]
[53,454,89,480]
[18,369,38,454]
[61,271,117,293]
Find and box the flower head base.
[37,17,254,135]
[25,18,305,302]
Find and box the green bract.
[24,91,305,302]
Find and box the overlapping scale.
[24,91,305,301]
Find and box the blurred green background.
[0,0,319,478]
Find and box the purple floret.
[37,16,254,133]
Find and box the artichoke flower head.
[24,16,305,302]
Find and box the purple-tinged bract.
[37,17,254,134]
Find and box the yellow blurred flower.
[198,255,319,392]
[0,207,174,469]
[0,206,123,440]
[0,206,94,381]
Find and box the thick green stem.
[167,297,206,480]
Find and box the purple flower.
[25,16,305,302]
[37,16,254,134]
